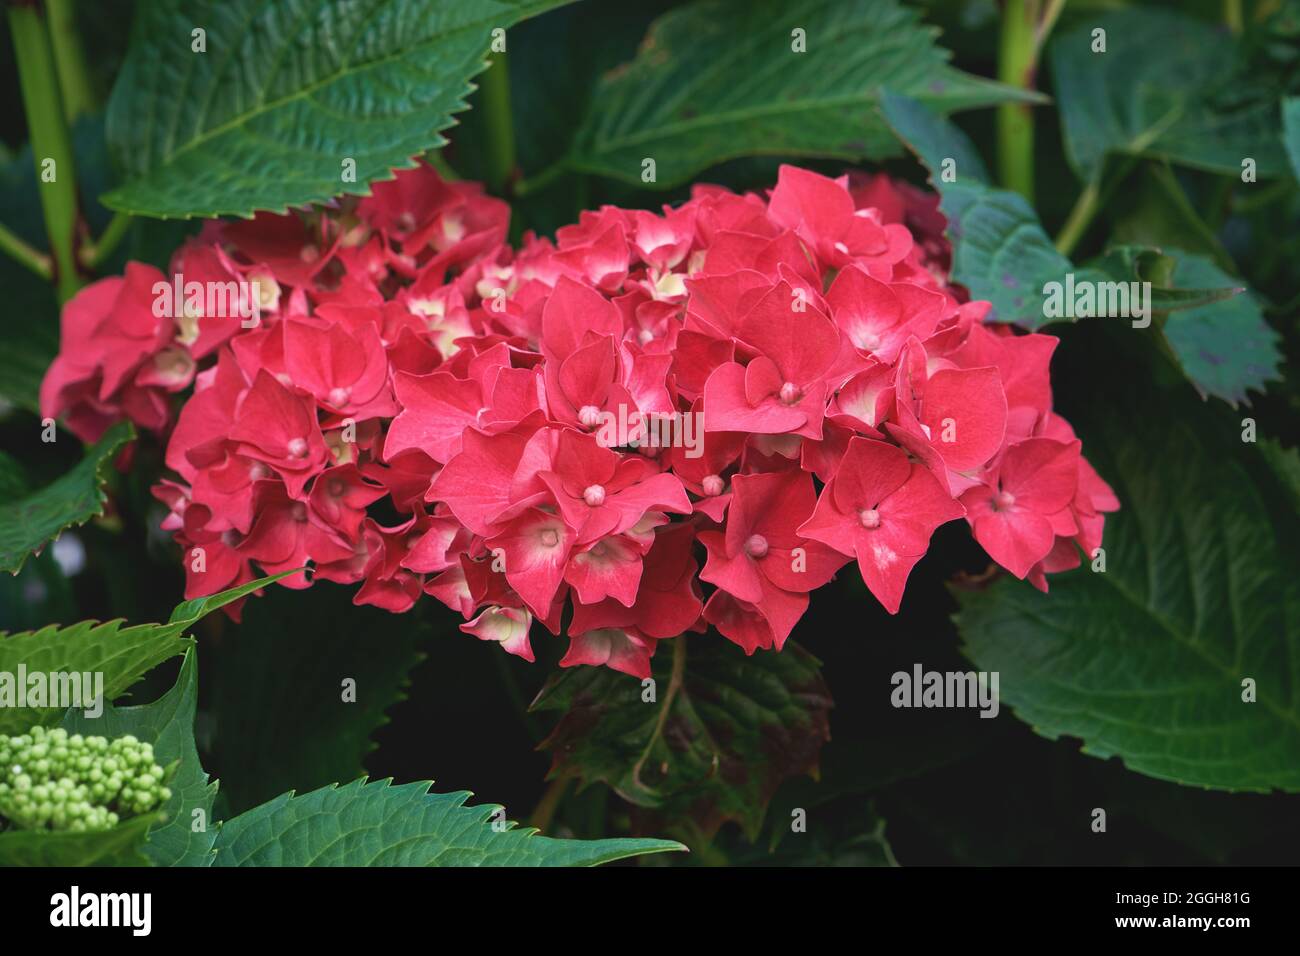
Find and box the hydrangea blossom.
[41,162,1117,678]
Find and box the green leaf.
[1260,439,1300,514]
[1158,251,1281,405]
[0,420,133,575]
[0,306,57,416]
[0,133,64,413]
[0,621,187,736]
[878,90,1078,330]
[882,103,1268,406]
[210,777,685,866]
[954,376,1300,793]
[564,0,1037,190]
[1285,97,1300,178]
[0,571,295,735]
[0,812,158,867]
[102,0,573,219]
[61,649,217,866]
[166,568,300,625]
[1082,245,1242,315]
[1050,8,1289,184]
[733,801,896,866]
[209,583,427,814]
[1110,162,1236,273]
[532,638,832,841]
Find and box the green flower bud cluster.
[0,725,171,832]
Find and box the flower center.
[583,484,607,507]
[701,474,724,497]
[328,386,351,407]
[539,528,560,548]
[994,490,1016,511]
[744,533,769,559]
[287,437,308,458]
[779,381,802,405]
[578,405,603,429]
[327,478,346,497]
[858,508,881,529]
[291,503,308,522]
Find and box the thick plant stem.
[996,0,1067,202]
[45,0,94,122]
[0,221,52,279]
[997,0,1038,201]
[480,54,516,196]
[10,3,83,303]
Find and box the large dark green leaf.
[1051,8,1289,184]
[562,0,1037,190]
[62,649,217,866]
[210,777,685,866]
[0,420,132,575]
[955,374,1300,792]
[532,637,832,841]
[209,583,427,814]
[102,0,572,219]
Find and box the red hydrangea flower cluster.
[40,162,1117,677]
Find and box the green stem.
[0,221,52,279]
[1038,0,1067,43]
[1054,154,1137,256]
[1224,0,1244,33]
[492,650,542,742]
[10,3,83,303]
[81,211,132,270]
[1233,177,1291,212]
[45,0,95,122]
[480,53,516,196]
[1054,177,1100,256]
[528,777,570,832]
[997,0,1038,201]
[514,160,568,198]
[630,636,686,793]
[425,150,460,182]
